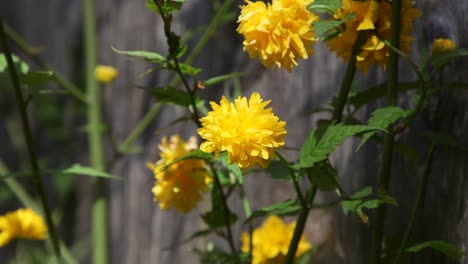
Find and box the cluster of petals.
[241,215,312,264]
[0,208,47,247]
[197,92,287,171]
[326,0,421,73]
[237,0,319,71]
[432,38,457,59]
[147,135,212,213]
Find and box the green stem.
[211,165,236,254]
[117,0,233,152]
[3,23,87,103]
[392,144,435,264]
[283,185,318,264]
[83,0,108,263]
[0,19,61,260]
[370,0,402,263]
[239,185,253,263]
[331,31,368,122]
[276,151,306,207]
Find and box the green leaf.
[201,209,237,229]
[294,249,317,264]
[406,240,465,260]
[340,187,397,222]
[266,160,291,181]
[295,124,378,169]
[218,156,244,184]
[313,13,356,39]
[306,160,338,191]
[245,199,297,224]
[348,82,419,110]
[308,0,342,13]
[150,87,202,107]
[146,0,184,15]
[433,48,468,69]
[112,46,165,63]
[194,246,247,264]
[162,149,214,170]
[19,71,55,86]
[202,72,244,86]
[424,132,468,152]
[356,106,411,151]
[0,53,29,74]
[60,164,121,180]
[170,62,202,75]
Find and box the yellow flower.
[95,65,118,83]
[326,0,421,73]
[197,92,287,171]
[241,215,312,264]
[237,0,319,72]
[147,135,212,213]
[0,208,47,247]
[432,38,457,59]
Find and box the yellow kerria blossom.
[95,65,118,83]
[237,0,319,72]
[326,0,421,73]
[241,215,312,264]
[432,38,457,59]
[147,135,212,213]
[0,208,47,247]
[197,92,287,172]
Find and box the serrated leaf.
[146,0,184,14]
[308,0,342,13]
[163,149,213,170]
[433,48,468,69]
[356,106,411,151]
[313,13,355,39]
[150,87,202,107]
[406,240,465,259]
[60,164,121,180]
[306,160,338,191]
[19,71,55,86]
[202,72,244,86]
[295,124,377,169]
[112,46,165,63]
[245,199,297,224]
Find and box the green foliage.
[245,200,299,224]
[424,132,468,152]
[111,46,165,62]
[217,153,243,184]
[356,106,411,151]
[194,245,248,264]
[307,0,342,14]
[19,71,55,86]
[146,0,185,15]
[306,160,338,191]
[202,72,244,86]
[168,61,201,75]
[340,187,397,222]
[0,53,29,74]
[202,186,238,229]
[312,13,356,40]
[150,87,203,107]
[295,124,378,169]
[266,160,291,181]
[433,48,468,69]
[348,82,419,110]
[294,249,317,264]
[381,235,411,264]
[60,164,121,180]
[406,240,465,260]
[162,149,214,170]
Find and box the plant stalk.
[283,185,318,264]
[370,0,402,263]
[0,19,61,260]
[83,0,108,263]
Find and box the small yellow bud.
[95,65,118,83]
[432,38,457,59]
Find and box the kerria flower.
[432,38,457,59]
[0,208,47,247]
[326,0,421,73]
[197,92,287,172]
[237,0,319,72]
[95,65,118,83]
[241,215,312,264]
[147,135,212,213]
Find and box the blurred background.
[0,0,467,263]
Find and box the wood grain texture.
[1,0,467,263]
